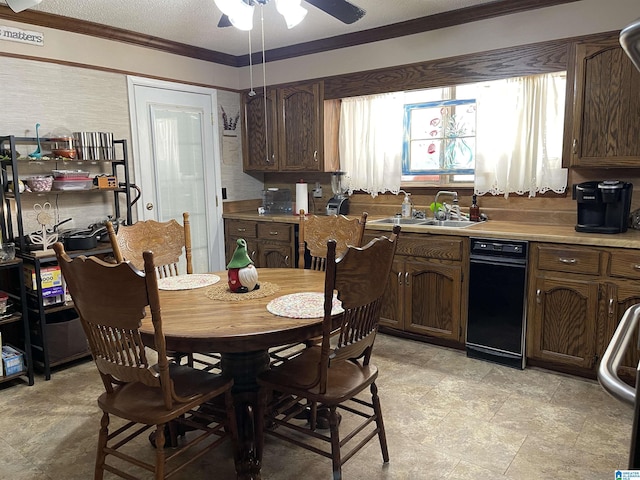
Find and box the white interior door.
[127,77,224,272]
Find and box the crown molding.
[0,5,240,66]
[0,0,581,68]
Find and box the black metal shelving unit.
[0,257,34,387]
[0,135,133,380]
[0,136,132,252]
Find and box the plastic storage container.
[26,176,53,192]
[52,169,89,178]
[52,178,94,191]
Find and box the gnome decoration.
[227,238,260,293]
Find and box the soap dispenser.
[401,192,412,218]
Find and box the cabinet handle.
[634,264,640,270]
[405,272,409,286]
[609,298,614,316]
[314,150,318,162]
[251,250,257,261]
[558,257,577,264]
[397,272,402,285]
[572,138,578,154]
[237,228,246,232]
[269,231,278,236]
[536,289,541,304]
[284,255,289,266]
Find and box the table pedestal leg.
[221,350,270,480]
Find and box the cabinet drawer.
[396,235,463,261]
[609,249,640,280]
[225,219,257,238]
[536,245,601,275]
[257,222,292,243]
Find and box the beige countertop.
[223,212,640,249]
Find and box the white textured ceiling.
[1,0,497,56]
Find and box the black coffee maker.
[573,180,633,233]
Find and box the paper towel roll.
[296,182,308,215]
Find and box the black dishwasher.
[466,238,528,369]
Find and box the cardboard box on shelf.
[2,344,24,376]
[23,264,65,303]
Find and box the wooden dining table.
[139,268,331,480]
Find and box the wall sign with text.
[0,25,43,46]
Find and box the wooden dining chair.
[256,225,400,480]
[52,242,237,480]
[107,213,219,371]
[269,210,368,365]
[297,210,368,270]
[107,212,193,278]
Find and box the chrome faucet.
[433,191,458,220]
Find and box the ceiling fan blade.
[304,0,366,25]
[217,14,233,28]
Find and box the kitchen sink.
[370,217,478,228]
[370,217,430,225]
[422,219,477,228]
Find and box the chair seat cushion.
[98,363,231,425]
[257,346,378,405]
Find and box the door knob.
[146,203,154,210]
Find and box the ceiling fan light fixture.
[215,0,255,30]
[275,0,307,29]
[6,0,42,13]
[228,1,255,31]
[213,0,240,16]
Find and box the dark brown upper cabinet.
[569,37,640,167]
[242,88,279,171]
[242,81,324,172]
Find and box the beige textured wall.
[0,56,130,234]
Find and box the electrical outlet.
[312,182,323,198]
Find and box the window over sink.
[339,71,568,198]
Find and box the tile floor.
[0,333,633,479]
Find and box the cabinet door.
[569,38,640,167]
[605,281,640,383]
[404,258,462,342]
[529,276,599,369]
[379,257,403,329]
[242,89,279,171]
[278,82,323,171]
[257,242,293,268]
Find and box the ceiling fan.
[217,0,366,28]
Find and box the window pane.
[410,139,441,170]
[410,107,443,139]
[404,99,476,176]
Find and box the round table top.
[140,268,329,353]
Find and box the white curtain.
[474,72,567,198]
[339,93,403,197]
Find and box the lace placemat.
[266,292,344,319]
[157,274,221,291]
[204,281,280,301]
